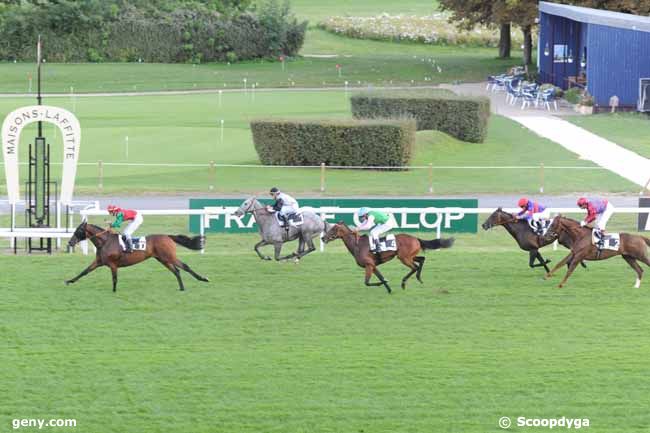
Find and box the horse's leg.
[364,265,384,287]
[414,256,425,283]
[398,256,418,290]
[622,255,644,288]
[156,258,184,291]
[65,259,100,285]
[255,240,271,261]
[295,237,317,260]
[275,243,296,261]
[545,252,574,279]
[374,268,392,294]
[109,263,119,292]
[557,252,585,288]
[536,251,551,273]
[175,259,209,282]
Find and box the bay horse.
[322,222,454,294]
[65,222,209,292]
[482,208,585,273]
[543,216,650,288]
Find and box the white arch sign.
[2,105,81,206]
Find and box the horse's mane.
[87,223,105,231]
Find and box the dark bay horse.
[543,216,650,288]
[482,208,585,273]
[65,222,209,292]
[322,222,454,294]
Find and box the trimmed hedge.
[350,91,491,143]
[251,118,416,167]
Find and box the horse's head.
[322,221,349,244]
[68,221,88,248]
[543,215,564,241]
[233,196,258,217]
[482,207,515,230]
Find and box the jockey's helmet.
[577,197,588,207]
[357,207,369,217]
[270,187,280,195]
[517,197,529,208]
[107,205,118,214]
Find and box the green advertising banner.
[189,198,478,234]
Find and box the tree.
[439,0,513,58]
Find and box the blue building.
[538,1,650,110]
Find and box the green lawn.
[568,113,650,159]
[0,34,519,93]
[0,91,635,196]
[3,217,650,433]
[288,0,440,23]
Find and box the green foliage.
[564,87,582,105]
[350,91,491,143]
[250,118,416,167]
[0,0,306,63]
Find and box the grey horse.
[233,197,331,261]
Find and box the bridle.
[242,198,269,216]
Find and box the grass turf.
[0,92,635,196]
[0,30,521,94]
[568,113,650,160]
[2,216,650,433]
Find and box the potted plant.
[578,91,594,114]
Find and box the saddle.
[369,234,397,252]
[591,230,620,251]
[275,212,304,228]
[528,218,553,236]
[118,236,147,252]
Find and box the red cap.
[518,198,529,208]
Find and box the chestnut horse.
[322,222,454,294]
[543,216,650,288]
[482,208,585,273]
[65,222,209,292]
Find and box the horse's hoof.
[558,284,563,289]
[401,282,406,290]
[545,259,552,264]
[64,280,71,286]
[203,277,210,283]
[263,256,271,261]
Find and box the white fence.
[3,206,649,255]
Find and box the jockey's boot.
[535,221,543,235]
[124,236,134,253]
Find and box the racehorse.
[233,197,331,261]
[322,222,454,294]
[543,216,650,288]
[65,222,209,292]
[482,207,585,273]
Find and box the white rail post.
[56,201,61,249]
[200,214,205,254]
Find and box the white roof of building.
[540,1,650,33]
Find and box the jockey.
[515,197,550,233]
[108,205,142,253]
[577,197,614,234]
[353,207,396,253]
[266,187,299,227]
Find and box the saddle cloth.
[370,234,397,252]
[118,236,147,252]
[528,218,553,236]
[276,212,304,227]
[592,231,620,251]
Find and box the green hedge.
[251,119,416,167]
[0,0,306,63]
[350,91,491,143]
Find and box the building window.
[553,44,569,63]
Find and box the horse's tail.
[169,235,205,250]
[419,237,455,251]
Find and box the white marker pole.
[125,136,129,160]
[220,119,224,147]
[243,78,247,93]
[70,86,76,112]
